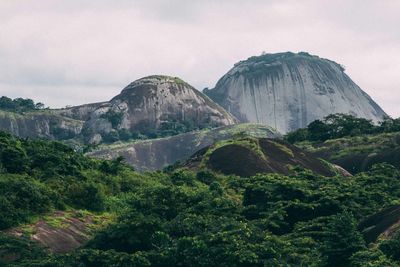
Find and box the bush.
[0,175,56,229]
[67,181,106,211]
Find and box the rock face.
[204,52,387,133]
[83,75,236,144]
[88,123,280,172]
[181,137,336,177]
[54,102,106,121]
[0,76,236,144]
[0,111,83,140]
[359,205,400,243]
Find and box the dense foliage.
[2,129,400,266]
[0,131,140,229]
[0,96,45,113]
[285,113,400,143]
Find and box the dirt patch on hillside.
[7,211,109,253]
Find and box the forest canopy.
[1,130,400,266]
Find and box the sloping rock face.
[204,52,387,133]
[359,205,400,243]
[83,75,236,144]
[87,123,280,172]
[182,137,336,177]
[54,102,106,121]
[5,210,111,254]
[0,111,83,140]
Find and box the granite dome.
[204,52,388,133]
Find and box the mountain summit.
[204,52,387,133]
[83,75,236,143]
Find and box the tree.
[322,211,365,266]
[0,96,46,113]
[0,146,28,173]
[307,119,331,141]
[285,128,309,143]
[379,231,400,261]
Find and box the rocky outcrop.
[181,137,336,177]
[5,210,111,254]
[87,123,280,172]
[359,205,400,243]
[54,102,106,121]
[0,76,236,145]
[83,75,236,144]
[0,111,83,140]
[204,52,388,133]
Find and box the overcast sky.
[0,0,399,117]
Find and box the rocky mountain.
[204,52,387,133]
[0,76,236,144]
[88,123,280,172]
[82,75,236,144]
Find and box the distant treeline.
[0,96,46,113]
[285,114,400,143]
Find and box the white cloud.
[0,0,399,117]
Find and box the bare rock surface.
[205,52,387,133]
[83,75,237,143]
[6,211,110,254]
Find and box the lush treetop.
[285,113,400,143]
[0,96,46,113]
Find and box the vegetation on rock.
[285,114,400,173]
[285,113,399,143]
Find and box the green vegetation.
[0,130,143,229]
[97,110,201,143]
[6,164,400,266]
[2,125,400,266]
[0,129,400,266]
[100,110,124,128]
[112,120,200,143]
[285,114,400,173]
[285,113,400,143]
[0,96,45,113]
[200,137,266,166]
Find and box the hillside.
[2,131,400,266]
[286,114,400,174]
[180,137,337,177]
[295,132,400,174]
